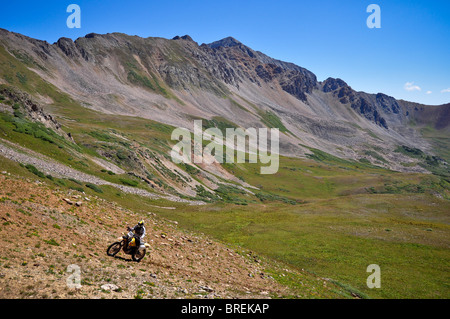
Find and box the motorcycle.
[106,231,148,262]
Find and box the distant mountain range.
[0,28,448,173]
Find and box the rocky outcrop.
[172,35,195,42]
[203,37,317,101]
[350,97,388,129]
[322,77,348,93]
[0,85,73,139]
[207,36,244,49]
[321,77,390,129]
[375,93,400,114]
[55,37,81,59]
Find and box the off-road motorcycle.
[106,231,149,262]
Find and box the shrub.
[101,169,115,175]
[44,239,60,246]
[25,164,45,178]
[16,72,27,85]
[8,116,57,145]
[116,150,128,160]
[195,185,218,202]
[69,186,84,193]
[68,178,82,185]
[255,192,298,205]
[127,70,155,90]
[56,179,67,187]
[359,158,371,164]
[85,183,103,193]
[182,163,200,175]
[13,110,24,118]
[119,178,138,187]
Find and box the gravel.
[0,140,204,205]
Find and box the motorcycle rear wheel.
[132,248,146,262]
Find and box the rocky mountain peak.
[206,36,243,49]
[322,77,349,93]
[172,35,195,42]
[55,37,80,58]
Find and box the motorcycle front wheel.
[107,242,122,257]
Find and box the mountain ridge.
[1,29,449,301]
[0,28,448,173]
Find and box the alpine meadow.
[0,2,449,301]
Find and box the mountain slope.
[0,28,448,175]
[1,29,449,299]
[0,172,352,299]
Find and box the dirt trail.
[0,139,204,205]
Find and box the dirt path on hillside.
[0,139,204,205]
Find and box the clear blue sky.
[1,0,449,105]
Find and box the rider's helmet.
[138,220,144,226]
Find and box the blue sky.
[1,0,449,105]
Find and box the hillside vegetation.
[0,30,449,299]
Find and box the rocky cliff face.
[320,78,407,129]
[0,28,448,170]
[202,36,317,101]
[0,85,72,141]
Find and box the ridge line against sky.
[0,0,449,105]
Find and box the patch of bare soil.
[0,174,293,299]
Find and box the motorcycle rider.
[127,220,146,248]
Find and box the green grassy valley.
[0,28,449,300]
[1,101,449,298]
